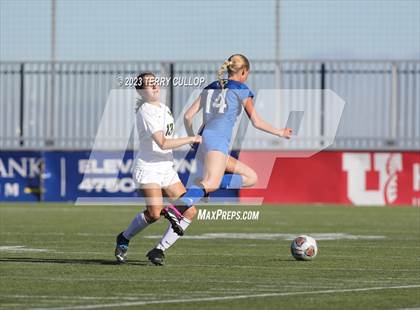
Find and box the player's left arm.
[242,97,292,139]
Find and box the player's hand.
[193,135,202,144]
[190,135,202,149]
[278,128,292,139]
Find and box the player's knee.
[144,209,160,222]
[246,170,258,187]
[201,180,219,193]
[184,206,197,220]
[205,185,218,193]
[199,181,213,193]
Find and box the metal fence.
[1,60,419,150]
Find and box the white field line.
[0,246,50,253]
[1,231,418,242]
[143,232,387,241]
[0,232,389,240]
[0,295,157,301]
[30,284,420,310]
[0,276,273,285]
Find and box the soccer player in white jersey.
[115,72,201,265]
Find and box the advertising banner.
[239,151,420,206]
[1,150,418,205]
[0,151,42,201]
[0,150,238,202]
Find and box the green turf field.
[0,203,419,310]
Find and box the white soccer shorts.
[133,166,181,188]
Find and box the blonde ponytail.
[217,54,250,89]
[217,59,231,89]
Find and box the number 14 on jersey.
[205,89,228,114]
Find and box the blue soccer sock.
[173,185,206,213]
[174,175,242,213]
[219,174,243,189]
[180,185,206,207]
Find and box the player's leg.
[223,155,258,188]
[176,150,228,212]
[164,181,197,221]
[125,184,164,238]
[158,170,188,236]
[115,184,163,263]
[201,151,229,191]
[147,181,197,265]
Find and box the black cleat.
[146,248,165,266]
[114,232,129,263]
[161,206,184,236]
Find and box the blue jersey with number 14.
[200,80,254,148]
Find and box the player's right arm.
[183,96,202,136]
[152,132,201,150]
[140,106,201,150]
[242,97,292,139]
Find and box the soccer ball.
[290,235,318,261]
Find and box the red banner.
[239,151,420,206]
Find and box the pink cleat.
[161,205,184,236]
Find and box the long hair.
[217,54,250,89]
[135,72,156,112]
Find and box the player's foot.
[161,205,184,236]
[146,248,165,266]
[115,232,129,263]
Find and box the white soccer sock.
[123,212,150,240]
[155,217,192,251]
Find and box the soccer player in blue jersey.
[165,54,292,233]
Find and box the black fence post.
[320,62,326,146]
[19,63,25,146]
[169,62,174,113]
